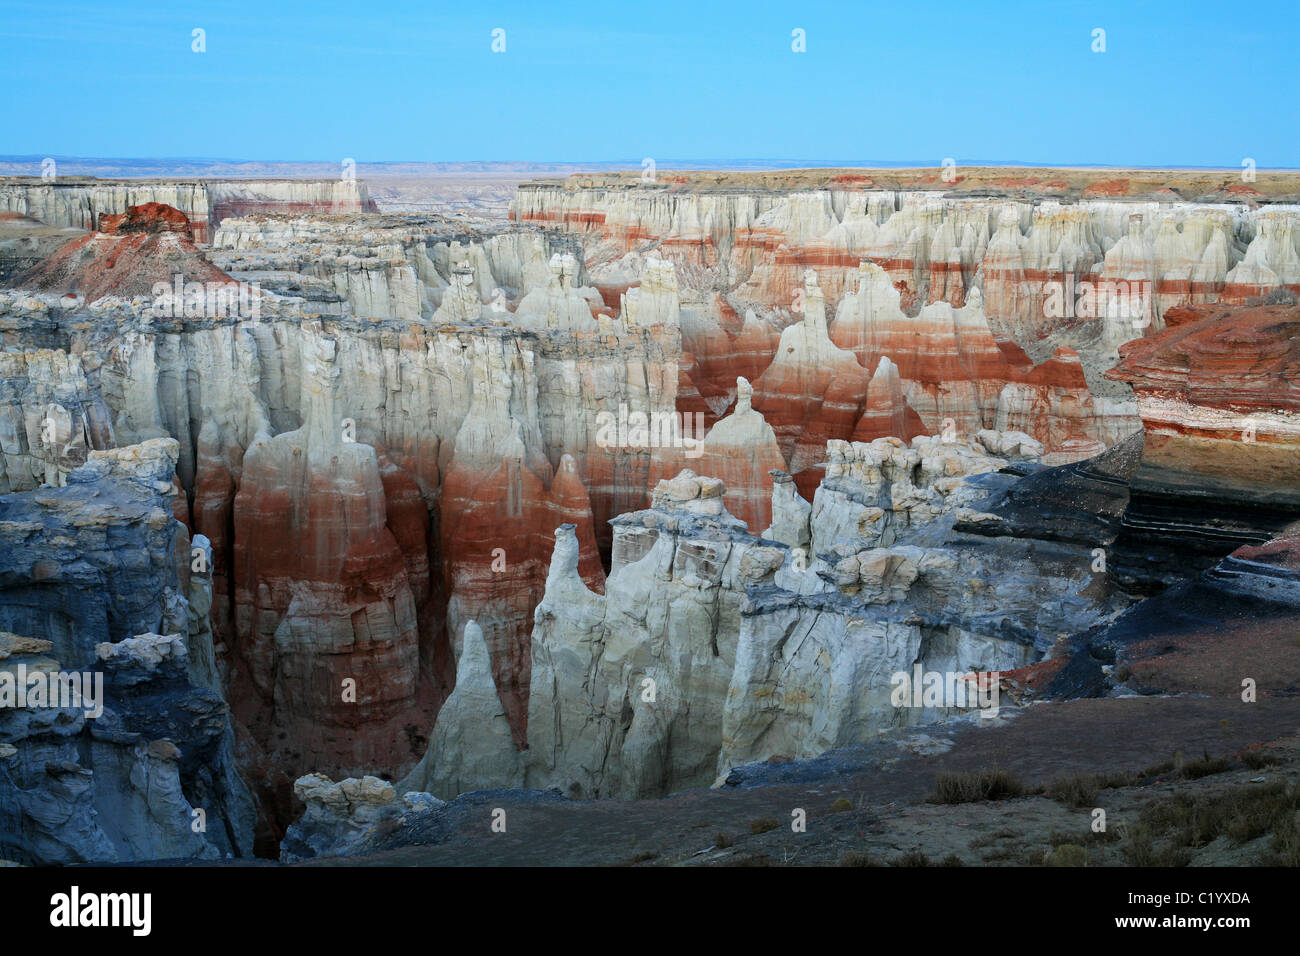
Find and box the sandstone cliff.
[0,440,255,863]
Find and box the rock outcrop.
[0,440,255,864]
[752,270,868,494]
[829,263,1110,462]
[525,479,767,798]
[0,178,374,243]
[230,332,431,781]
[10,172,1300,864]
[400,428,1131,801]
[0,345,115,491]
[280,772,442,862]
[512,181,1300,465]
[1105,301,1300,591]
[696,377,786,531]
[18,203,247,303]
[396,621,519,799]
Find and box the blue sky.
[1,0,1295,167]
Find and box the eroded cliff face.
[6,178,1297,860]
[0,203,703,807]
[229,332,432,780]
[526,478,763,798]
[387,293,1297,806]
[1105,301,1300,592]
[0,440,255,864]
[513,184,1300,327]
[0,345,114,492]
[402,426,1137,801]
[0,307,676,777]
[511,182,1300,462]
[0,179,375,243]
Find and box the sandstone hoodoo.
[696,377,786,531]
[751,270,867,493]
[229,333,432,782]
[3,159,1299,873]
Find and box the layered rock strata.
[1105,302,1300,591]
[9,177,1298,862]
[0,440,255,864]
[0,212,696,789]
[400,429,1131,800]
[0,178,375,243]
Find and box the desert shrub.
[1264,813,1300,866]
[889,851,965,867]
[611,850,657,866]
[1139,758,1177,778]
[1122,826,1193,867]
[1240,748,1283,770]
[930,769,1027,804]
[1179,754,1232,780]
[1047,774,1100,808]
[1129,780,1300,861]
[838,850,880,867]
[1223,781,1299,844]
[1047,768,1146,806]
[1048,827,1120,848]
[969,828,1018,849]
[1045,843,1088,866]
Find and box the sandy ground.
[286,695,1300,867]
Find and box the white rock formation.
[280,773,444,861]
[514,253,599,331]
[396,426,1118,800]
[621,257,681,328]
[524,485,777,798]
[397,621,520,800]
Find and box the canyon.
[0,168,1297,864]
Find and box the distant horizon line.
[3,155,1297,173]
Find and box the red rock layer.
[696,380,787,532]
[829,277,1102,454]
[18,203,240,301]
[729,310,782,384]
[549,455,606,593]
[1083,179,1132,198]
[515,205,730,271]
[851,356,928,443]
[98,202,194,235]
[1106,303,1300,434]
[1231,532,1300,571]
[678,300,781,422]
[191,428,242,648]
[832,293,1016,435]
[1105,302,1300,504]
[439,451,603,746]
[927,256,967,308]
[674,364,715,424]
[230,431,433,780]
[751,282,869,498]
[1219,280,1300,305]
[999,347,1104,457]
